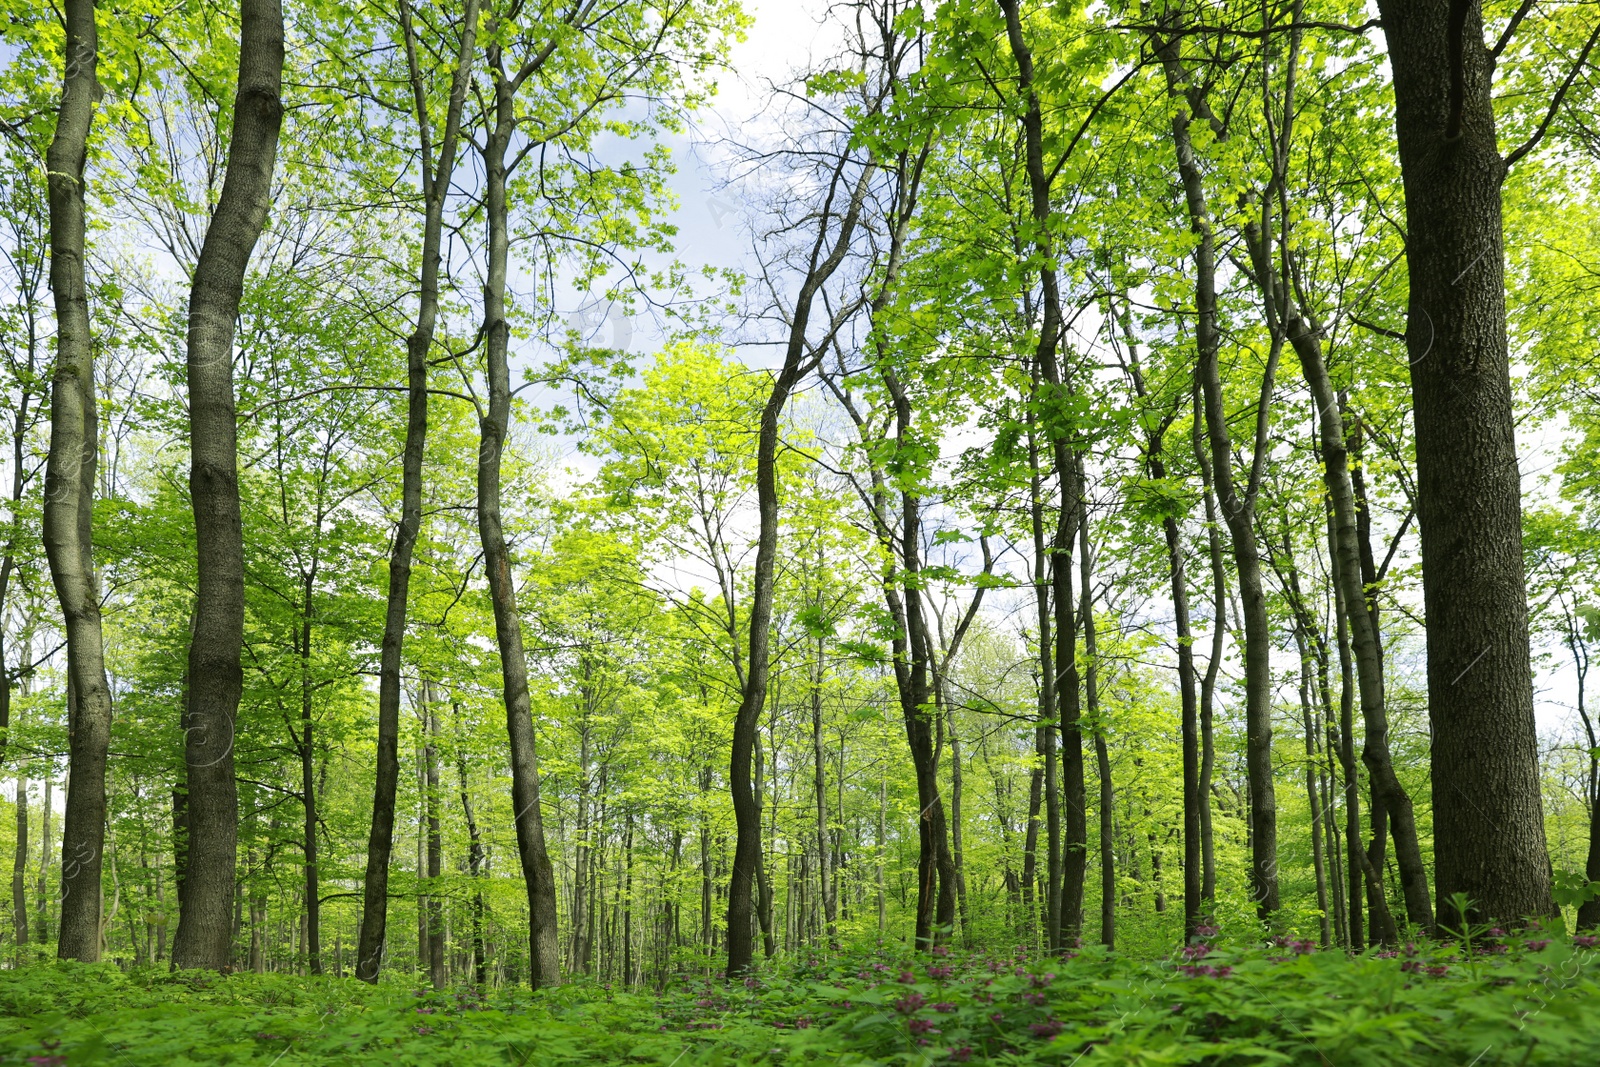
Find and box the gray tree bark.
[170,0,284,971]
[43,0,113,964]
[478,44,560,987]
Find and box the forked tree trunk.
[171,0,284,971]
[1164,72,1280,919]
[726,155,873,975]
[43,0,115,965]
[999,0,1086,949]
[358,0,479,984]
[1376,0,1554,928]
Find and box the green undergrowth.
[4,930,1600,1065]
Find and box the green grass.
[4,931,1600,1064]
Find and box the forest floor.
[3,932,1599,1065]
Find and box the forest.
[3,0,1600,1062]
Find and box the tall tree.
[42,0,114,963]
[171,0,285,970]
[1154,15,1280,919]
[1375,0,1556,926]
[356,0,480,985]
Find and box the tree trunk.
[810,626,836,946]
[1163,58,1280,917]
[1332,576,1366,949]
[1026,412,1061,951]
[1292,333,1434,932]
[12,772,27,951]
[1121,327,1204,936]
[1078,500,1115,949]
[1194,393,1222,906]
[1295,630,1333,948]
[37,777,51,944]
[43,0,114,965]
[479,53,560,987]
[357,0,479,984]
[1375,0,1554,928]
[455,705,488,987]
[425,695,444,989]
[725,158,872,975]
[947,711,973,947]
[753,717,776,957]
[298,578,322,975]
[171,0,284,971]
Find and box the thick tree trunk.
[479,59,560,987]
[171,0,284,971]
[1376,0,1554,928]
[43,0,114,966]
[358,0,478,984]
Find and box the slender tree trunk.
[947,711,973,947]
[753,718,776,957]
[1376,0,1554,927]
[699,765,712,960]
[1292,337,1433,932]
[455,706,487,987]
[358,0,478,984]
[171,0,284,971]
[425,695,444,989]
[726,158,872,975]
[1026,414,1061,951]
[1295,631,1332,947]
[297,580,322,975]
[43,0,114,965]
[1001,0,1085,950]
[1194,394,1223,906]
[1121,334,1204,936]
[478,53,560,987]
[876,771,887,935]
[810,626,836,946]
[37,777,51,944]
[1332,576,1365,950]
[1168,84,1279,920]
[1077,502,1114,949]
[12,772,27,952]
[1020,758,1042,942]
